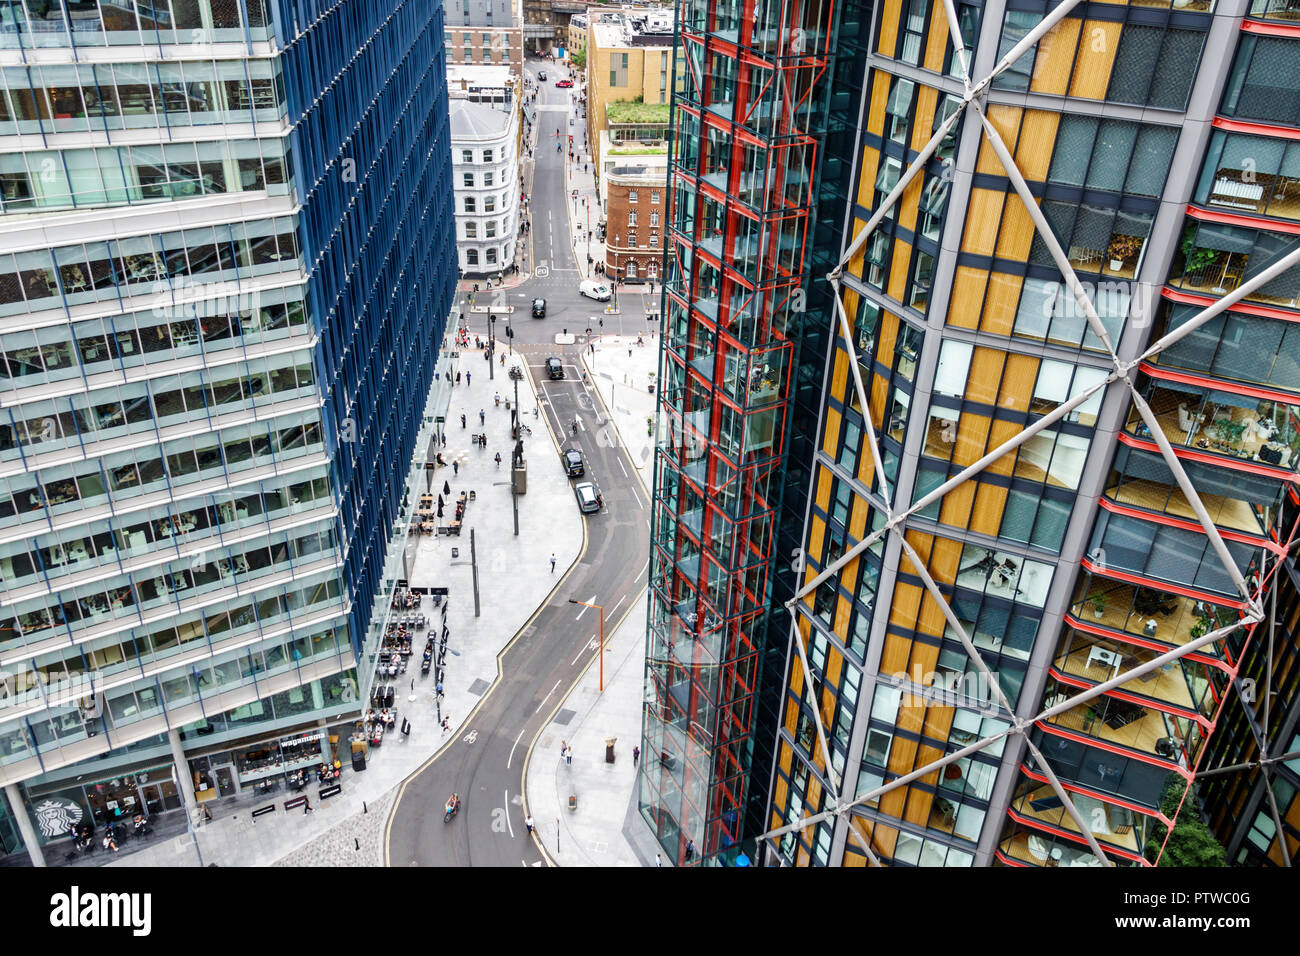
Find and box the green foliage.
[1145,777,1227,867]
[571,48,586,69]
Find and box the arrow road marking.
[535,679,562,713]
[573,595,596,620]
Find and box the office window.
[465,197,476,212]
[487,221,497,238]
[463,32,470,43]
[629,232,638,247]
[1048,116,1178,197]
[629,190,639,203]
[650,212,660,227]
[485,196,496,212]
[628,211,638,226]
[482,33,490,44]
[463,172,474,187]
[650,234,659,247]
[482,49,492,61]
[651,191,661,204]
[467,248,478,265]
[466,222,477,238]
[463,49,472,61]
[486,248,498,264]
[484,171,494,187]
[461,149,473,163]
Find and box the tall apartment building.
[0,0,456,863]
[451,96,521,276]
[643,0,1300,867]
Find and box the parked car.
[556,79,574,88]
[538,71,547,81]
[532,297,546,318]
[579,279,611,301]
[562,447,585,477]
[574,481,601,514]
[545,356,564,380]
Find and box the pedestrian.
[441,432,447,448]
[560,739,567,759]
[685,839,695,862]
[565,745,573,766]
[494,452,502,469]
[456,371,461,385]
[466,371,472,387]
[655,853,663,868]
[500,352,505,366]
[441,716,450,734]
[632,745,640,767]
[303,796,314,814]
[452,459,459,476]
[460,412,466,429]
[629,348,633,358]
[525,815,535,835]
[484,348,490,363]
[480,409,486,425]
[494,391,501,407]
[480,432,487,447]
[550,552,557,573]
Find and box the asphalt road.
[383,59,654,867]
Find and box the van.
[579,279,611,302]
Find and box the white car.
[579,279,611,302]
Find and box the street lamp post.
[488,314,496,381]
[567,598,605,691]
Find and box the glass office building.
[0,0,456,861]
[643,0,1300,865]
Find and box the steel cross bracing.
[757,1,1300,865]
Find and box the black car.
[532,297,546,318]
[562,447,584,477]
[538,70,547,81]
[546,357,564,380]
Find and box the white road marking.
[570,641,593,666]
[573,594,597,620]
[507,727,524,770]
[535,679,562,713]
[618,458,628,479]
[638,558,648,580]
[611,594,627,615]
[504,791,515,838]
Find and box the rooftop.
[449,99,512,139]
[606,101,671,125]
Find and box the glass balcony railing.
[1010,782,1151,857]
[1052,630,1221,719]
[998,823,1131,868]
[1066,574,1235,658]
[1041,679,1203,768]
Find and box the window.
[899,0,929,65]
[650,234,659,247]
[485,196,495,213]
[650,212,660,227]
[886,77,915,145]
[482,33,490,44]
[465,197,476,213]
[486,221,497,238]
[628,211,638,226]
[628,232,638,247]
[1048,116,1178,197]
[461,149,473,163]
[483,149,493,164]
[467,249,479,265]
[466,222,477,238]
[463,49,472,61]
[627,261,638,278]
[651,191,661,204]
[629,190,639,203]
[486,247,498,264]
[484,171,494,187]
[463,172,474,187]
[482,49,492,61]
[1223,36,1300,127]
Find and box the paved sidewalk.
[100,338,586,868]
[524,592,664,866]
[580,333,659,484]
[562,75,605,280]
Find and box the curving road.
[384,59,654,867]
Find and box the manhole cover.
[467,678,491,697]
[554,708,577,726]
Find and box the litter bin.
[605,737,617,764]
[351,750,366,772]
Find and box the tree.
[1145,776,1227,867]
[571,48,586,69]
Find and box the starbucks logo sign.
[33,798,83,838]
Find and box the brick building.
[603,158,668,283]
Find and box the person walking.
[685,839,695,862]
[560,739,567,761]
[565,745,573,766]
[494,391,501,407]
[550,552,557,573]
[524,815,535,836]
[655,853,663,868]
[452,460,459,476]
[494,452,502,469]
[466,371,472,387]
[303,796,314,814]
[479,409,486,426]
[632,745,640,767]
[460,413,466,429]
[456,371,461,385]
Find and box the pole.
[488,316,495,381]
[599,605,604,693]
[470,527,480,617]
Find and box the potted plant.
[1088,592,1107,619]
[1107,234,1143,271]
[1189,610,1213,640]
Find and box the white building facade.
[450,99,519,277]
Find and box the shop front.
[22,763,180,845]
[186,726,341,802]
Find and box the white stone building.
[450,99,519,277]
